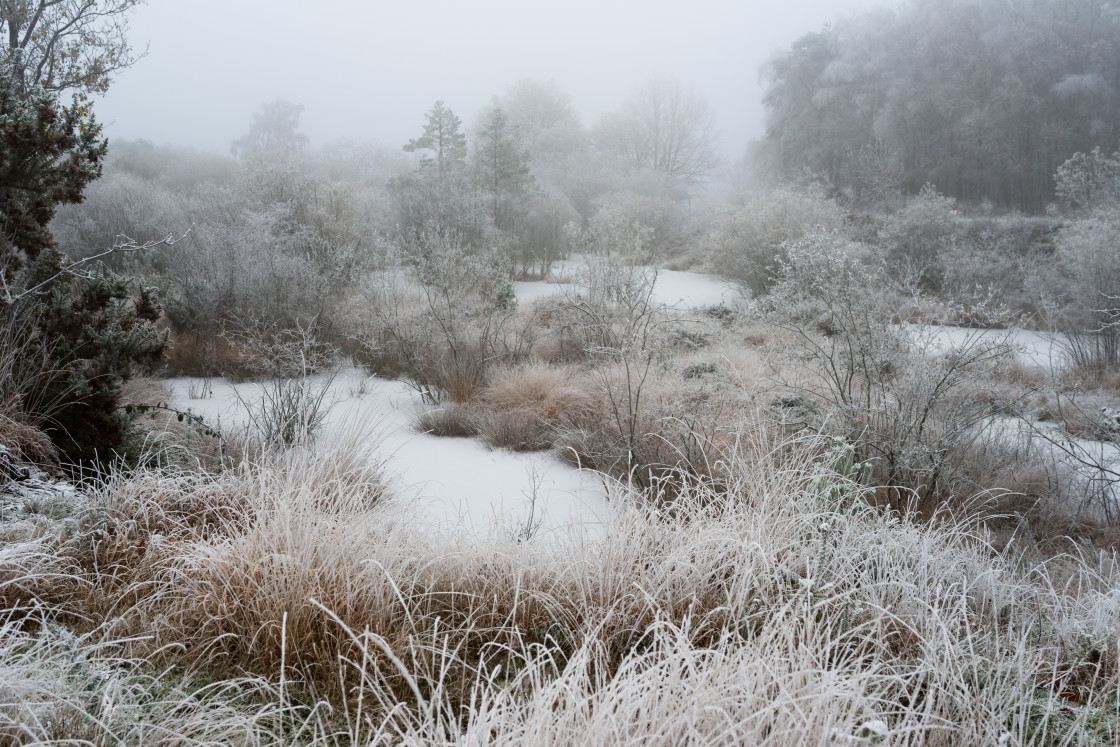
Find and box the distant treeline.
[759,0,1120,212]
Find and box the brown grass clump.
[480,362,599,451]
[3,422,1120,743]
[0,412,55,464]
[481,362,598,423]
[415,403,480,438]
[162,329,247,378]
[430,362,602,452]
[475,409,555,451]
[1004,359,1049,389]
[1060,362,1120,396]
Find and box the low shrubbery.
[4,63,1120,745]
[2,422,1118,744]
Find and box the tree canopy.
[597,78,718,194]
[0,0,145,97]
[404,100,468,175]
[0,62,106,288]
[760,0,1120,211]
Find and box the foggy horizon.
[94,0,894,159]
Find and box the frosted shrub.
[1054,148,1120,212]
[164,204,332,332]
[704,185,843,297]
[880,185,960,292]
[51,170,191,263]
[228,324,339,447]
[362,238,533,403]
[1046,207,1120,369]
[763,232,1016,510]
[53,150,377,336]
[550,233,699,485]
[584,189,680,261]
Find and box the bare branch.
[1,229,189,306]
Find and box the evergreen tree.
[472,107,533,231]
[0,66,106,282]
[392,101,486,254]
[404,100,467,175]
[0,63,166,468]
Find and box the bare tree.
[0,0,145,96]
[596,77,718,194]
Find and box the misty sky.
[96,0,894,160]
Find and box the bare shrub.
[554,357,749,490]
[226,325,340,448]
[762,231,1021,511]
[704,185,843,297]
[583,189,682,261]
[359,238,534,403]
[1011,381,1120,526]
[55,153,379,339]
[556,253,677,483]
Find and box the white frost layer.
[916,325,1070,370]
[513,257,739,309]
[166,370,612,539]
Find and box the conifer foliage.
[0,64,166,468]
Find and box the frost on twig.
[0,229,190,307]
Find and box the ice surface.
[167,369,613,539]
[513,257,739,309]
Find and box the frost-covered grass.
[1,423,1118,744]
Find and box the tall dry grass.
[2,419,1116,744]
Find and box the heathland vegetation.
[2,0,1120,743]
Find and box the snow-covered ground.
[917,324,1069,370]
[166,370,613,539]
[513,256,740,309]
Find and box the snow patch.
[166,369,613,539]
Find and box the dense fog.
[94,0,890,159]
[4,1,1120,743]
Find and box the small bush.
[762,231,1022,512]
[475,408,555,451]
[359,242,533,404]
[162,329,249,378]
[704,185,843,297]
[419,362,600,451]
[229,327,340,448]
[481,362,598,424]
[415,403,480,438]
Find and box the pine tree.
[404,100,467,175]
[0,64,166,468]
[392,101,486,254]
[472,107,533,231]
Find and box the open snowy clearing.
[166,369,613,539]
[513,256,740,309]
[918,324,1071,370]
